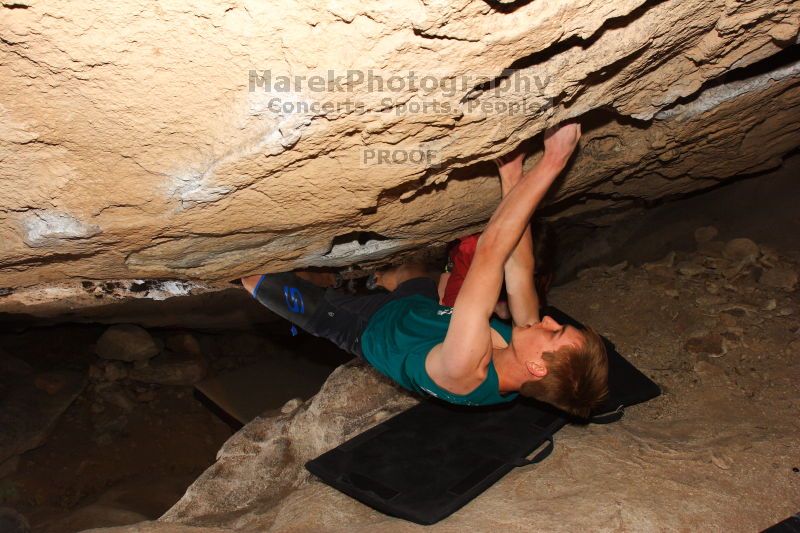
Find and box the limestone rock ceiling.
[1,0,799,291]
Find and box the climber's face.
[511,316,584,379]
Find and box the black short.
[251,273,439,358]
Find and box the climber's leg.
[243,272,331,333]
[242,270,437,356]
[242,272,387,356]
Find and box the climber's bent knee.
[241,275,264,296]
[250,273,324,324]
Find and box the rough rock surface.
[0,285,279,330]
[1,1,800,300]
[90,242,800,532]
[163,364,417,525]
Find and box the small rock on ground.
[694,225,719,244]
[722,237,759,262]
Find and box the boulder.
[722,238,760,262]
[165,333,203,357]
[1,0,800,303]
[694,226,719,244]
[95,324,160,362]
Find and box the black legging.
[250,272,439,357]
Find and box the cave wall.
[1,0,799,301]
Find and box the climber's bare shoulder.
[425,340,492,394]
[425,294,497,395]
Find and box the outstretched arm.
[496,152,540,327]
[426,123,581,391]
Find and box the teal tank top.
[360,294,519,406]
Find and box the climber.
[241,122,608,417]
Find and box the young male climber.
[241,122,608,417]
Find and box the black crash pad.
[763,513,800,533]
[305,306,661,525]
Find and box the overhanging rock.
[1,0,799,300]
